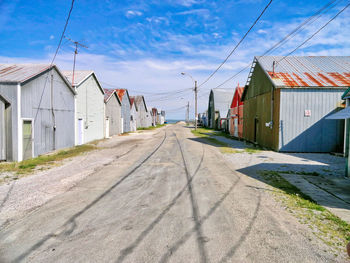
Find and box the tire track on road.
[172,131,208,263]
[115,132,205,263]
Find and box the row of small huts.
[201,55,350,154]
[0,64,165,162]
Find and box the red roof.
[103,88,115,102]
[129,96,135,108]
[230,85,244,108]
[116,89,126,102]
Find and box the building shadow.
[237,162,350,211]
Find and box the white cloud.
[49,35,55,40]
[125,10,143,18]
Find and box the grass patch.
[260,170,350,254]
[137,124,166,131]
[191,128,262,155]
[0,144,97,177]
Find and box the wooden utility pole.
[64,36,88,87]
[194,80,198,130]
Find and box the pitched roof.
[115,89,131,105]
[129,96,137,110]
[0,64,75,93]
[62,70,94,86]
[254,56,350,88]
[103,88,121,104]
[134,95,147,112]
[210,88,235,117]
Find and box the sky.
[1,0,350,119]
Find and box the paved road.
[0,125,339,262]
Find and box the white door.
[105,118,110,138]
[78,118,84,145]
[120,117,124,134]
[234,118,238,137]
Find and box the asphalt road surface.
[0,124,339,262]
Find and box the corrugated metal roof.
[116,89,126,102]
[326,107,350,119]
[211,88,235,117]
[62,70,94,86]
[129,96,136,110]
[256,56,350,87]
[0,64,52,83]
[103,88,115,102]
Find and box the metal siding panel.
[0,100,5,159]
[0,84,17,160]
[105,95,121,136]
[75,76,104,143]
[280,88,345,152]
[21,68,75,157]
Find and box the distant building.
[228,85,244,138]
[104,89,122,137]
[129,96,137,132]
[242,56,348,152]
[63,71,105,145]
[116,89,131,133]
[208,88,234,129]
[152,108,158,126]
[0,64,76,161]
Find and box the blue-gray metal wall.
[75,75,105,143]
[0,99,5,160]
[21,68,75,157]
[0,84,17,161]
[121,96,131,132]
[105,95,121,136]
[279,88,345,152]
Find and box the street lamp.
[181,72,198,130]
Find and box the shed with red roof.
[228,85,244,138]
[242,56,348,152]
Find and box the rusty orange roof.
[116,89,126,102]
[255,56,350,87]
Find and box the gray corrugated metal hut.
[133,95,148,128]
[116,89,131,133]
[63,71,105,144]
[0,64,76,161]
[104,89,122,137]
[129,97,137,131]
[208,88,234,129]
[242,56,348,152]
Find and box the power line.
[210,0,342,90]
[278,1,350,63]
[101,81,191,96]
[198,0,273,88]
[34,0,75,122]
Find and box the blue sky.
[1,0,350,119]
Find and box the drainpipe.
[17,83,23,161]
[51,73,56,150]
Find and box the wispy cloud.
[125,10,143,18]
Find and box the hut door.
[120,118,124,134]
[78,118,84,145]
[254,117,258,143]
[23,120,33,160]
[234,118,238,137]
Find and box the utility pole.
[64,36,88,87]
[194,80,198,130]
